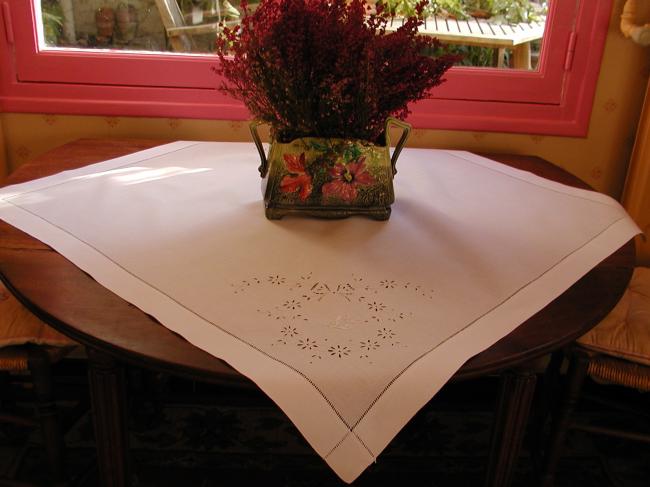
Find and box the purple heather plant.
[215,0,459,143]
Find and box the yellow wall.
[0,116,6,183]
[1,0,650,202]
[623,80,650,265]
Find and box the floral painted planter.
[251,118,411,220]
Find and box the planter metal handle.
[252,118,411,178]
[249,121,268,178]
[385,117,412,176]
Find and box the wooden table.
[389,16,545,69]
[0,139,635,487]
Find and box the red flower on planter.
[280,153,313,201]
[322,157,375,202]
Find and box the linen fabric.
[0,142,640,482]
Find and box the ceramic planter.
[250,118,411,220]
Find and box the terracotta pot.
[95,7,115,38]
[116,3,130,22]
[469,9,491,19]
[116,3,138,42]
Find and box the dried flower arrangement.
[215,0,458,144]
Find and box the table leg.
[87,347,130,487]
[529,350,564,469]
[496,48,507,68]
[27,346,66,482]
[539,349,590,487]
[513,43,532,70]
[484,369,537,487]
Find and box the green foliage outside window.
[41,0,64,46]
[381,0,547,24]
[386,0,547,68]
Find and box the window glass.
[38,0,548,70]
[40,0,242,53]
[385,0,548,71]
[3,0,610,135]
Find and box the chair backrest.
[154,0,187,29]
[154,0,193,51]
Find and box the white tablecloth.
[0,142,640,482]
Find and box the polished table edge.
[0,138,635,487]
[0,138,637,385]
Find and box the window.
[0,0,612,136]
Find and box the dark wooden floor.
[2,358,649,487]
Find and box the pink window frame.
[0,0,611,136]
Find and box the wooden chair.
[539,266,650,487]
[154,0,239,52]
[0,280,77,485]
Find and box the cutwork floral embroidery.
[334,283,355,301]
[367,301,386,312]
[268,275,286,285]
[310,282,331,298]
[232,273,431,363]
[298,338,318,350]
[283,299,302,310]
[281,325,299,337]
[360,339,380,351]
[377,328,396,340]
[328,345,351,358]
